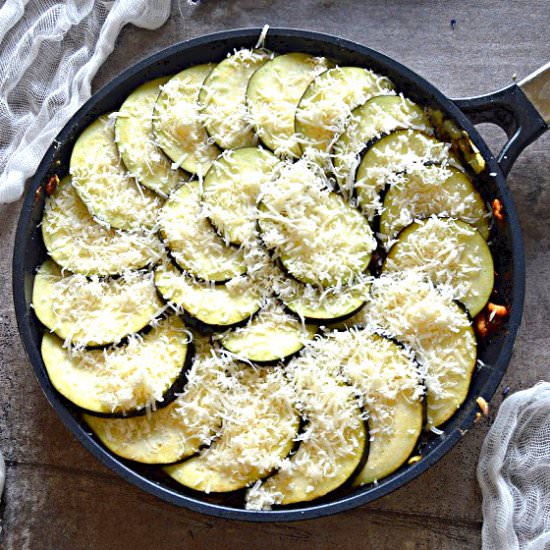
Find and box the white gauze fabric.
[0,0,172,203]
[478,382,550,550]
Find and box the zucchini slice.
[380,164,490,242]
[41,315,190,415]
[70,115,162,230]
[115,77,181,197]
[280,277,370,323]
[153,64,220,176]
[354,129,456,220]
[295,66,395,162]
[336,330,423,485]
[383,217,494,316]
[165,366,299,492]
[258,160,376,287]
[42,176,162,276]
[83,335,225,464]
[199,49,273,149]
[32,260,164,347]
[154,261,262,328]
[332,96,432,192]
[158,181,247,282]
[246,352,366,509]
[366,272,477,428]
[246,53,333,157]
[202,147,279,245]
[219,303,317,363]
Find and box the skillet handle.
[453,63,549,176]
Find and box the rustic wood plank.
[1,1,549,548]
[0,464,481,550]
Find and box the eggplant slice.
[246,53,333,157]
[332,95,432,193]
[32,260,164,347]
[70,115,162,230]
[380,164,490,242]
[280,277,370,324]
[115,77,182,197]
[354,129,458,220]
[219,302,317,363]
[153,64,220,176]
[246,349,366,509]
[158,181,247,282]
[199,49,273,149]
[41,315,190,415]
[365,272,477,428]
[165,365,299,492]
[383,217,494,316]
[42,176,162,276]
[154,261,262,328]
[295,66,395,163]
[83,335,226,464]
[258,160,376,287]
[202,147,279,245]
[336,330,424,485]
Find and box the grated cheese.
[33,260,165,347]
[247,53,333,157]
[295,66,395,167]
[70,115,162,230]
[158,180,247,281]
[259,159,376,287]
[153,64,220,176]
[332,95,433,195]
[42,175,162,275]
[166,364,299,492]
[199,48,274,149]
[116,77,182,197]
[41,315,189,414]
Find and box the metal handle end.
[519,62,550,125]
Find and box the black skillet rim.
[12,27,525,522]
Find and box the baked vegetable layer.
[199,49,273,149]
[153,64,220,176]
[33,260,163,346]
[70,115,161,230]
[354,129,456,220]
[332,96,432,193]
[154,261,262,328]
[41,315,190,415]
[246,53,332,157]
[115,77,181,197]
[295,66,395,162]
[336,330,424,485]
[365,272,477,428]
[42,176,162,276]
[258,160,376,286]
[380,164,490,242]
[83,335,225,464]
[202,147,279,245]
[383,217,494,316]
[158,181,247,282]
[246,350,366,509]
[165,366,299,492]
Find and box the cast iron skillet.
[12,28,550,521]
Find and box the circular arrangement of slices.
[33,45,498,511]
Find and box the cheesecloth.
[0,0,171,203]
[478,382,550,550]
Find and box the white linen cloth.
[478,382,550,550]
[0,0,172,203]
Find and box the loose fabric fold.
[0,0,172,203]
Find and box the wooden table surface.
[1,1,549,548]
